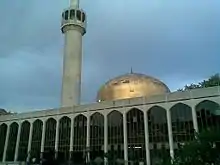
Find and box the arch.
[127,108,146,162]
[91,110,104,116]
[148,106,167,127]
[170,103,194,151]
[45,117,56,123]
[18,121,30,161]
[31,119,43,163]
[196,100,220,132]
[59,116,71,121]
[90,112,104,126]
[107,110,123,127]
[74,114,87,120]
[90,112,104,161]
[6,122,19,161]
[44,118,57,155]
[196,100,220,111]
[58,116,71,162]
[0,123,7,161]
[126,107,144,114]
[72,114,87,164]
[107,110,123,116]
[148,106,170,165]
[59,116,70,121]
[107,110,124,162]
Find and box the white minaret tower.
[61,0,86,107]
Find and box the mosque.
[0,0,220,165]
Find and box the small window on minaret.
[70,10,75,19]
[76,10,81,21]
[64,10,69,20]
[82,12,86,22]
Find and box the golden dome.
[97,73,170,102]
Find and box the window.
[82,12,86,22]
[70,9,75,19]
[64,10,69,20]
[76,10,81,21]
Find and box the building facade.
[0,86,220,165]
[1,0,220,165]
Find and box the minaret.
[61,0,86,107]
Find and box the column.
[144,111,150,165]
[69,117,74,160]
[40,120,46,159]
[123,112,128,164]
[104,114,108,165]
[14,122,21,161]
[3,123,10,162]
[86,116,91,163]
[166,109,174,160]
[27,122,34,162]
[191,105,199,133]
[55,119,60,159]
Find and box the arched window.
[6,122,18,161]
[44,118,56,155]
[58,116,71,161]
[196,100,220,132]
[127,108,146,163]
[0,124,7,161]
[148,106,169,165]
[108,111,124,162]
[90,112,104,161]
[31,119,43,163]
[170,103,194,153]
[72,114,87,164]
[18,121,30,161]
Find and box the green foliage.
[178,73,220,91]
[166,129,220,165]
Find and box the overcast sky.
[0,0,220,112]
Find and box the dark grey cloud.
[0,0,220,112]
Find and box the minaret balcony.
[61,7,86,34]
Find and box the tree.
[178,73,220,91]
[165,129,220,165]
